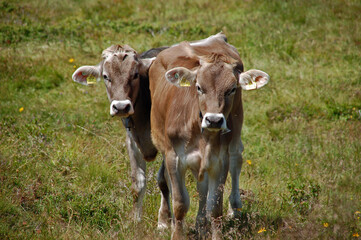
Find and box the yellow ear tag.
[179,77,191,87]
[86,75,97,85]
[242,79,256,90]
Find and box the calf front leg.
[195,174,209,239]
[207,157,229,240]
[166,150,189,240]
[126,132,147,221]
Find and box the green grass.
[1,0,360,239]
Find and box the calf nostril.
[216,117,223,125]
[205,116,211,125]
[124,104,131,113]
[112,104,118,112]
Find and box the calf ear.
[139,57,156,76]
[238,69,270,90]
[165,67,197,87]
[72,65,101,86]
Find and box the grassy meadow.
[1,0,361,239]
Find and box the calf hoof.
[195,217,210,239]
[132,207,142,222]
[157,221,169,230]
[158,209,171,230]
[171,221,185,240]
[171,232,185,240]
[227,208,242,219]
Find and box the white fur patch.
[201,113,227,130]
[110,99,133,116]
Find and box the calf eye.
[196,84,204,94]
[133,73,139,79]
[225,87,236,96]
[103,74,111,82]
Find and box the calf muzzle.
[110,100,134,117]
[201,113,227,131]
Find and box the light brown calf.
[149,33,269,239]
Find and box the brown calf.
[149,33,269,239]
[72,45,170,222]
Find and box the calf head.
[166,53,269,133]
[72,45,155,117]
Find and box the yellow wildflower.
[355,211,360,215]
[246,160,252,165]
[257,227,266,233]
[69,58,74,63]
[73,65,77,69]
[353,233,359,237]
[353,107,356,111]
[323,222,329,228]
[19,107,24,113]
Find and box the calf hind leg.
[228,152,243,218]
[157,158,172,229]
